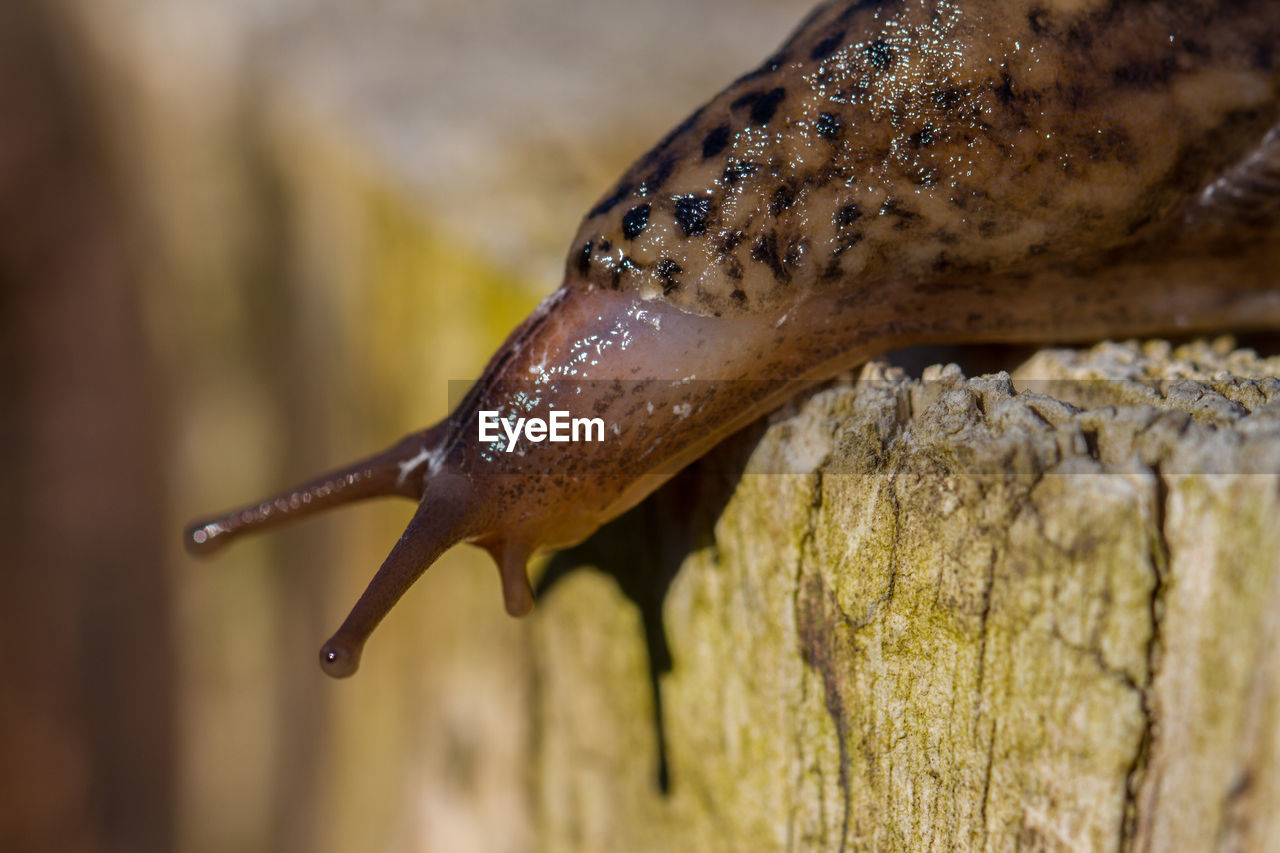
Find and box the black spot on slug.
[640,157,676,195]
[751,231,791,284]
[927,256,990,278]
[911,168,940,188]
[610,255,640,289]
[771,184,797,217]
[702,124,731,159]
[931,87,964,112]
[815,112,842,140]
[721,230,745,252]
[1027,7,1050,36]
[879,198,917,220]
[730,287,747,304]
[783,237,805,270]
[654,258,682,294]
[622,204,651,239]
[879,198,919,230]
[723,161,759,185]
[908,125,936,148]
[576,240,593,275]
[590,182,633,217]
[865,39,894,70]
[931,227,960,247]
[813,164,843,189]
[834,203,861,226]
[836,230,863,252]
[810,30,845,61]
[673,195,710,237]
[992,72,1016,107]
[749,87,787,126]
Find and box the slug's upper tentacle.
[187,0,1280,676]
[183,429,440,554]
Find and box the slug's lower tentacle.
[320,472,486,677]
[184,428,441,555]
[489,540,536,617]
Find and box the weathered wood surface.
[534,340,1280,852]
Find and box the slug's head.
[184,423,536,678]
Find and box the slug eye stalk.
[183,432,430,555]
[185,426,491,678]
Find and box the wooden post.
[531,342,1280,851]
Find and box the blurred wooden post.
[0,3,172,852]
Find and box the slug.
[186,0,1280,677]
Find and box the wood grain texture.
[532,339,1280,851]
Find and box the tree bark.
[531,340,1280,852]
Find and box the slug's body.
[187,0,1280,676]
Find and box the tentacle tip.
[319,641,362,679]
[504,592,536,618]
[183,520,226,556]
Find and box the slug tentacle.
[184,428,441,555]
[319,472,486,678]
[488,540,537,617]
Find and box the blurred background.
[0,0,809,851]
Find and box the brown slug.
[186,0,1280,677]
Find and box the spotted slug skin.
[187,0,1280,677]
